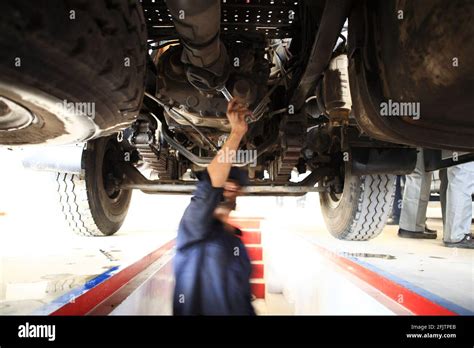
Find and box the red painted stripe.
[229,219,261,229]
[240,230,261,245]
[88,259,174,316]
[246,246,263,261]
[50,239,176,316]
[251,282,265,299]
[251,262,264,279]
[313,244,457,316]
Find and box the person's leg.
[417,165,433,230]
[388,175,403,225]
[439,169,448,226]
[444,162,474,247]
[399,150,433,237]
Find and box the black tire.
[320,166,396,241]
[0,0,147,145]
[56,137,132,236]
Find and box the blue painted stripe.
[34,239,175,315]
[33,266,120,315]
[344,255,474,316]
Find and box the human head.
[214,167,248,221]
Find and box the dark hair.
[227,167,249,187]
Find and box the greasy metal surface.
[120,163,326,195]
[167,107,230,132]
[166,0,223,69]
[272,113,307,182]
[423,150,474,172]
[351,148,417,175]
[155,42,268,132]
[141,0,299,40]
[124,183,326,194]
[289,0,352,109]
[349,0,474,151]
[270,0,350,182]
[323,54,352,125]
[146,89,279,169]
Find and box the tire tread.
[56,172,105,236]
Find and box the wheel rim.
[101,140,125,203]
[328,191,343,206]
[324,160,345,208]
[0,97,35,131]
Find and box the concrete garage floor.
[250,195,474,314]
[0,150,184,314]
[0,149,473,315]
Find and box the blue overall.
[173,172,255,315]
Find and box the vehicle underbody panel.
[348,0,474,151]
[1,0,472,188]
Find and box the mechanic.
[173,99,255,315]
[398,149,437,239]
[443,162,474,249]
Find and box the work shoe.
[386,217,400,225]
[398,228,437,239]
[444,235,474,249]
[425,226,437,234]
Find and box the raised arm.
[207,99,250,187]
[177,99,250,249]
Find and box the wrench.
[216,85,233,102]
[217,85,254,123]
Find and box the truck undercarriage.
[1,0,473,240]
